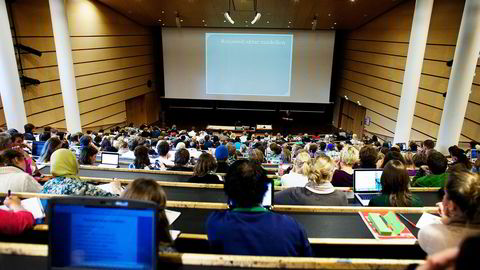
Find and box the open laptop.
[353,169,383,206]
[48,197,158,270]
[98,152,120,168]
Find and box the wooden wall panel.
[334,0,477,144]
[9,0,156,130]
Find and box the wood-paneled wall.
[335,0,479,143]
[339,99,366,139]
[9,0,155,131]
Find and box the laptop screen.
[49,201,157,269]
[32,141,46,157]
[262,181,273,208]
[354,169,383,192]
[101,152,119,165]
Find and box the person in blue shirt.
[206,160,313,256]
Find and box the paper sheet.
[169,230,181,241]
[97,183,124,195]
[415,213,442,229]
[165,209,181,225]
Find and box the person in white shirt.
[0,149,42,193]
[280,151,310,188]
[155,141,174,169]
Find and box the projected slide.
[206,33,293,97]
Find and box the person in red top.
[0,196,35,235]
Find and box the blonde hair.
[293,152,311,175]
[340,145,359,166]
[403,152,414,166]
[306,156,335,184]
[446,169,480,223]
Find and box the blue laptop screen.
[50,204,156,269]
[32,141,46,157]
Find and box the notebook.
[48,197,158,270]
[98,152,120,168]
[353,169,383,206]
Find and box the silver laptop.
[353,169,383,206]
[98,152,120,168]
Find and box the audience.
[380,151,406,168]
[189,152,222,184]
[122,178,174,252]
[275,156,347,206]
[0,149,42,193]
[412,151,449,187]
[23,123,36,141]
[129,145,152,170]
[167,148,192,172]
[38,137,62,163]
[215,145,230,173]
[418,168,480,255]
[369,160,423,207]
[206,160,313,256]
[79,145,98,165]
[280,151,310,188]
[155,141,174,168]
[331,145,358,187]
[41,149,116,196]
[359,145,378,169]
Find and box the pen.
[397,213,417,227]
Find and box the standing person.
[418,169,480,255]
[206,160,312,256]
[368,160,423,207]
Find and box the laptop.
[353,169,383,206]
[48,197,158,270]
[98,152,120,168]
[32,141,46,157]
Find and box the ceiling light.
[202,19,205,23]
[344,95,348,100]
[288,21,291,24]
[350,0,356,2]
[311,17,317,31]
[328,13,331,16]
[251,12,261,24]
[161,10,165,13]
[158,19,162,22]
[162,23,165,26]
[266,20,270,23]
[287,25,290,28]
[334,22,337,25]
[180,19,183,22]
[204,24,207,26]
[224,12,234,24]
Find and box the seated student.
[275,156,348,206]
[267,143,282,163]
[0,196,35,235]
[79,145,98,165]
[11,133,24,145]
[280,151,310,188]
[226,143,237,166]
[189,153,223,184]
[369,160,423,207]
[38,137,62,163]
[331,145,358,187]
[129,145,154,170]
[155,141,174,168]
[0,150,42,193]
[41,149,116,196]
[358,145,378,169]
[249,148,265,165]
[422,139,436,157]
[418,168,480,255]
[412,151,449,187]
[215,145,230,173]
[122,178,174,252]
[380,151,406,168]
[206,160,313,256]
[448,146,472,171]
[167,148,193,172]
[307,143,318,158]
[23,123,36,141]
[403,152,418,176]
[38,130,51,142]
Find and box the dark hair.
[174,149,190,166]
[381,160,414,207]
[456,235,480,269]
[445,169,480,223]
[204,135,210,141]
[2,149,24,168]
[122,179,172,246]
[56,132,65,141]
[39,132,51,142]
[38,137,62,163]
[336,143,344,152]
[194,153,217,177]
[11,133,24,143]
[100,138,112,151]
[413,153,427,167]
[423,139,435,150]
[381,151,406,168]
[250,149,265,164]
[319,142,326,151]
[24,123,35,134]
[79,145,98,165]
[380,147,389,156]
[449,145,472,170]
[359,145,378,169]
[133,146,151,169]
[409,141,418,152]
[157,141,170,156]
[224,160,269,208]
[427,151,447,175]
[308,143,318,154]
[128,139,138,151]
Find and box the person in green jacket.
[412,151,448,188]
[369,160,424,207]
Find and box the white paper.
[169,230,181,241]
[0,205,8,211]
[416,213,442,229]
[97,183,124,195]
[37,164,47,171]
[20,198,45,219]
[165,209,181,225]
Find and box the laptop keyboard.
[359,194,378,200]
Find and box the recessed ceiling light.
[245,20,248,23]
[350,0,356,2]
[202,19,205,22]
[331,26,334,29]
[224,20,226,22]
[180,19,183,22]
[334,22,337,25]
[162,23,165,26]
[161,10,165,14]
[288,21,291,24]
[267,20,270,23]
[158,19,162,22]
[328,13,331,16]
[204,24,207,26]
[287,25,290,28]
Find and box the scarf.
[50,149,80,179]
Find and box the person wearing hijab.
[41,149,117,196]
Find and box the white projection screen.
[162,28,335,103]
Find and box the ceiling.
[97,0,407,30]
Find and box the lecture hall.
[0,0,479,269]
